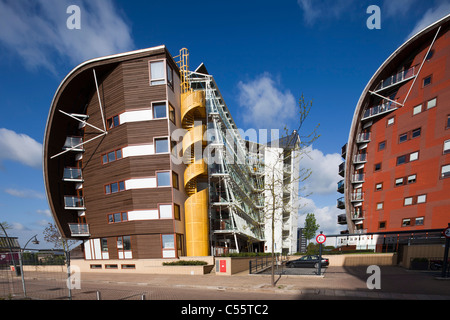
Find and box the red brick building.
[338,14,450,234]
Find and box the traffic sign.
[444,227,450,239]
[316,233,326,244]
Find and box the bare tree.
[263,94,319,286]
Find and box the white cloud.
[36,209,52,217]
[0,128,42,169]
[4,188,45,200]
[237,73,297,130]
[405,1,450,40]
[0,0,134,74]
[300,146,342,195]
[297,0,355,26]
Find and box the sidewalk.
[77,266,450,300]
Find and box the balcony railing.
[351,211,365,220]
[63,136,84,151]
[337,197,345,209]
[337,180,344,193]
[362,99,398,121]
[63,167,83,181]
[356,132,371,143]
[339,162,345,177]
[341,143,347,159]
[68,223,90,237]
[374,65,418,92]
[64,196,85,210]
[351,173,365,183]
[351,192,364,202]
[338,214,347,225]
[353,153,368,164]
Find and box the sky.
[0,0,449,249]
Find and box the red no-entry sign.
[444,227,450,239]
[316,233,326,244]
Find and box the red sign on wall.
[219,260,226,272]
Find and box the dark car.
[286,255,329,268]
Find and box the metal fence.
[0,251,148,300]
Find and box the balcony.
[338,214,347,225]
[339,162,345,177]
[362,99,398,121]
[353,153,368,164]
[64,196,85,210]
[337,197,345,209]
[341,143,347,159]
[356,132,371,143]
[63,136,84,151]
[68,223,90,237]
[337,179,344,193]
[351,173,365,183]
[350,192,364,202]
[63,167,83,182]
[351,210,365,221]
[374,65,418,93]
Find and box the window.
[444,140,450,155]
[174,204,180,220]
[404,197,413,206]
[102,148,123,164]
[172,171,179,189]
[374,163,382,171]
[169,104,176,124]
[162,234,175,249]
[376,202,383,210]
[397,155,407,165]
[107,115,120,129]
[379,221,386,229]
[167,64,173,88]
[415,217,424,226]
[155,137,169,153]
[150,61,165,85]
[407,174,416,184]
[105,181,125,194]
[378,141,386,151]
[411,128,421,139]
[375,183,383,191]
[108,212,128,223]
[446,115,450,129]
[159,204,173,219]
[101,238,108,252]
[413,104,422,115]
[423,75,432,87]
[399,133,408,143]
[387,117,395,126]
[395,177,404,186]
[442,164,450,179]
[417,194,427,204]
[397,151,419,165]
[157,171,171,187]
[402,218,411,227]
[153,102,167,119]
[117,236,131,251]
[427,98,436,109]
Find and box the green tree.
[303,213,320,244]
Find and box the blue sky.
[0,0,449,248]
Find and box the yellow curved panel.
[185,188,209,256]
[182,124,206,156]
[184,159,208,188]
[181,91,206,126]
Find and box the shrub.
[162,260,208,266]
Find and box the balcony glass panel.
[374,65,418,92]
[352,173,365,183]
[353,153,367,163]
[64,196,85,208]
[68,223,90,236]
[63,136,83,149]
[362,100,398,120]
[63,168,82,180]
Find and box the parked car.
[430,259,450,271]
[286,255,329,268]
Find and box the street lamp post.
[20,235,39,297]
